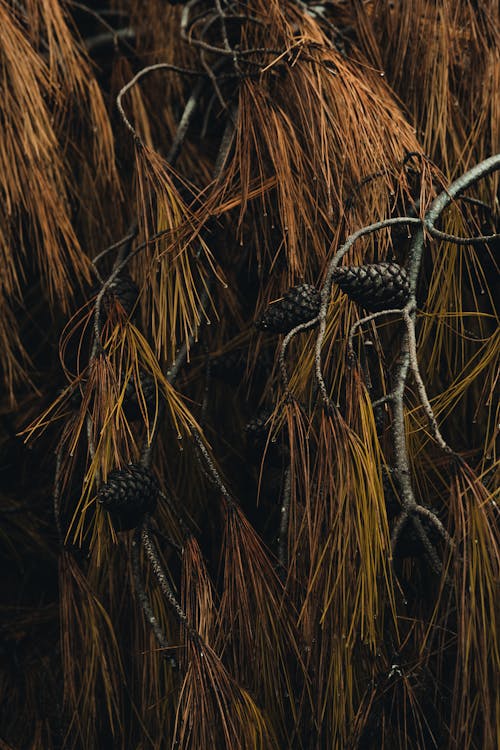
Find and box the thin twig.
[391,511,443,573]
[150,525,183,555]
[387,339,446,572]
[403,308,453,454]
[116,63,206,139]
[425,224,499,245]
[91,229,138,273]
[347,308,405,359]
[167,77,206,165]
[199,14,230,111]
[85,27,135,53]
[191,428,233,504]
[410,154,500,292]
[456,195,494,213]
[86,412,96,463]
[214,105,237,176]
[140,516,190,628]
[371,394,394,409]
[180,0,281,64]
[279,465,291,571]
[414,505,453,546]
[279,315,320,391]
[132,528,178,668]
[347,303,452,452]
[215,0,241,74]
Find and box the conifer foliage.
[0,2,498,749]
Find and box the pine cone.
[98,464,159,531]
[332,262,409,312]
[107,273,139,316]
[124,374,158,422]
[255,284,321,334]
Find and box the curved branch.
[132,528,178,669]
[140,516,191,629]
[191,428,233,505]
[279,315,319,391]
[347,308,405,359]
[425,224,499,246]
[116,63,205,140]
[408,153,500,293]
[391,511,444,574]
[315,217,421,403]
[403,308,453,454]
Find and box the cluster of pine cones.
[255,262,409,334]
[98,263,410,533]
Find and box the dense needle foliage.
[0,2,498,748]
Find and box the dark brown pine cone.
[332,262,410,312]
[98,464,159,531]
[255,284,321,334]
[106,273,139,316]
[124,373,159,422]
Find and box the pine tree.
[1,2,498,748]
